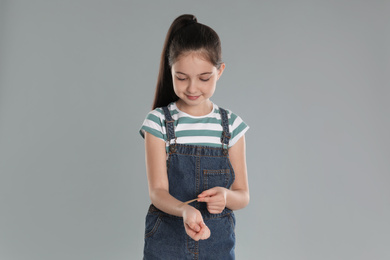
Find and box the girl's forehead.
[172,52,216,72]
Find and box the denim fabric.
[162,106,176,148]
[143,107,236,260]
[219,107,231,152]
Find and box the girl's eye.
[176,77,187,81]
[200,78,210,82]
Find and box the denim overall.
[143,106,236,260]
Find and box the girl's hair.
[152,14,223,109]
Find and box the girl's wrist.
[179,204,193,217]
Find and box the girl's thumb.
[188,222,200,232]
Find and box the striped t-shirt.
[139,102,249,152]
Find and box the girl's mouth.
[186,95,200,100]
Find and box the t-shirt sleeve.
[139,109,166,141]
[228,110,249,147]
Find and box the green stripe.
[232,122,248,139]
[146,113,161,125]
[161,117,222,126]
[171,109,179,116]
[229,112,238,125]
[154,107,179,118]
[177,117,221,124]
[140,126,166,140]
[176,130,221,137]
[155,108,164,114]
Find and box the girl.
[139,14,249,259]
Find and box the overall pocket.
[228,212,236,233]
[144,213,163,239]
[203,169,231,190]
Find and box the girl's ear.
[217,63,225,80]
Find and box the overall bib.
[143,106,236,260]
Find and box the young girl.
[139,14,249,259]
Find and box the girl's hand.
[197,187,228,214]
[181,205,210,241]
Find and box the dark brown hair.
[152,14,223,109]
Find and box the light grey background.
[0,0,389,259]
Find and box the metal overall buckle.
[169,137,177,153]
[221,132,231,155]
[222,143,229,155]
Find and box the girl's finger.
[185,224,204,241]
[201,228,210,240]
[198,188,217,197]
[197,223,206,239]
[208,203,223,209]
[186,222,201,232]
[185,228,196,238]
[191,226,205,241]
[207,205,224,214]
[197,196,212,203]
[199,223,210,240]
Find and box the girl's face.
[171,52,225,116]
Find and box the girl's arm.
[144,132,184,216]
[198,135,250,212]
[225,134,250,209]
[144,132,210,240]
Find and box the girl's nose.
[186,80,197,93]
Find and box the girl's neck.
[175,100,213,117]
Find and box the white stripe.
[169,103,222,120]
[144,119,166,135]
[150,109,165,118]
[175,123,222,131]
[177,136,221,144]
[171,114,221,121]
[231,116,244,131]
[229,126,249,147]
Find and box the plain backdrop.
[1,0,389,259]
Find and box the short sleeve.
[227,110,249,147]
[139,109,166,141]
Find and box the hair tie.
[187,18,197,25]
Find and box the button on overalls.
[143,106,236,260]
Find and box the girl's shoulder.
[142,107,165,125]
[142,102,178,120]
[139,105,172,140]
[215,105,249,147]
[139,102,179,138]
[214,104,245,124]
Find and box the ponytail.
[152,14,222,109]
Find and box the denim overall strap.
[219,107,231,155]
[162,106,177,153]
